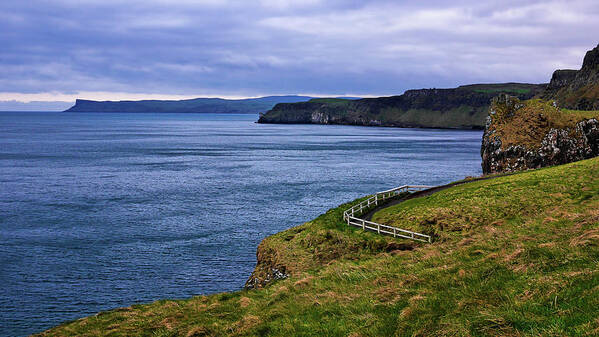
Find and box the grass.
[379,105,486,129]
[39,158,599,336]
[307,98,353,105]
[558,83,599,110]
[488,98,599,149]
[474,88,531,95]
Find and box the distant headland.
[258,83,547,129]
[64,96,359,114]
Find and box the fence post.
[343,183,433,243]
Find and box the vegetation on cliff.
[480,95,599,174]
[40,157,599,336]
[479,44,599,174]
[257,83,546,129]
[543,44,599,110]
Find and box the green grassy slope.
[40,158,599,336]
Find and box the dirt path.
[362,173,512,221]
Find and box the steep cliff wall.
[543,44,599,110]
[481,95,599,174]
[258,83,546,129]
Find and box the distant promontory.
[258,83,547,129]
[64,96,320,114]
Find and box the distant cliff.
[64,96,316,113]
[543,44,599,110]
[258,83,546,129]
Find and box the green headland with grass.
[39,44,599,337]
[257,83,546,129]
[39,155,599,336]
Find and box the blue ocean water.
[0,112,483,336]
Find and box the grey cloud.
[1,0,598,98]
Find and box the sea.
[0,112,483,336]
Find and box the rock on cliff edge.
[543,44,599,110]
[244,240,289,289]
[481,95,599,174]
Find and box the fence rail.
[343,185,434,243]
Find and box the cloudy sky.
[1,0,598,102]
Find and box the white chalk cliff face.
[310,110,329,124]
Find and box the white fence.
[342,185,434,243]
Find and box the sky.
[1,0,598,104]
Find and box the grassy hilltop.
[40,156,599,336]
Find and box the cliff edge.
[258,83,546,129]
[482,44,599,174]
[39,156,599,336]
[543,44,599,110]
[481,95,599,174]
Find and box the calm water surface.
[0,112,483,336]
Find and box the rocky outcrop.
[543,70,578,98]
[244,241,289,289]
[258,83,546,129]
[543,44,599,110]
[481,95,599,174]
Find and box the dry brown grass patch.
[485,252,500,261]
[512,263,533,273]
[207,302,220,310]
[580,208,599,225]
[294,275,314,288]
[159,317,177,330]
[105,323,120,331]
[375,286,399,303]
[570,229,599,246]
[422,248,441,259]
[272,285,289,297]
[592,317,599,335]
[399,306,414,319]
[186,326,213,337]
[503,248,524,263]
[348,332,365,337]
[408,294,425,305]
[234,314,261,334]
[238,296,251,308]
